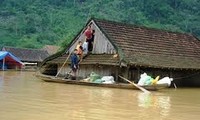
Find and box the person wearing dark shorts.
[70,49,79,80]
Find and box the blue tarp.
[0,51,23,69]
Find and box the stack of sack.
[156,77,173,86]
[89,72,115,84]
[89,72,101,82]
[101,76,115,84]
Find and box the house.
[2,46,49,69]
[0,51,23,70]
[40,18,200,87]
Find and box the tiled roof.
[2,46,49,62]
[93,18,200,69]
[43,45,59,55]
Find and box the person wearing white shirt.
[82,40,88,55]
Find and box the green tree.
[0,0,199,50]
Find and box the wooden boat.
[35,73,169,91]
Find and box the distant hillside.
[0,0,199,49]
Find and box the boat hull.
[35,73,169,91]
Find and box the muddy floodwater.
[0,71,200,120]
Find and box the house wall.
[182,73,200,87]
[58,64,118,80]
[171,70,200,87]
[42,62,200,86]
[41,63,58,75]
[68,20,116,54]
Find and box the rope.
[173,71,200,80]
[139,69,200,80]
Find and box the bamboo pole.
[119,75,150,93]
[55,52,72,78]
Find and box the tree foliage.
[0,0,199,49]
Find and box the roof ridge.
[92,17,194,37]
[3,46,48,51]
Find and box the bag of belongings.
[156,77,173,86]
[89,72,101,82]
[101,76,115,84]
[137,73,153,86]
[137,73,173,86]
[92,75,115,84]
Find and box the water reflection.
[0,71,4,88]
[137,92,171,117]
[0,75,3,87]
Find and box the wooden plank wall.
[92,22,116,54]
[58,64,118,79]
[68,21,116,54]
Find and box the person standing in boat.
[70,49,79,80]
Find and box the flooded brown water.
[0,71,200,120]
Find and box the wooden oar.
[55,51,72,78]
[119,75,150,93]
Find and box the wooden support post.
[137,67,140,80]
[115,66,119,82]
[169,69,173,78]
[127,65,130,80]
[119,66,129,82]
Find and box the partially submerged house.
[40,18,200,87]
[0,51,23,70]
[2,46,49,69]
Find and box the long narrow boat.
[36,73,169,91]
